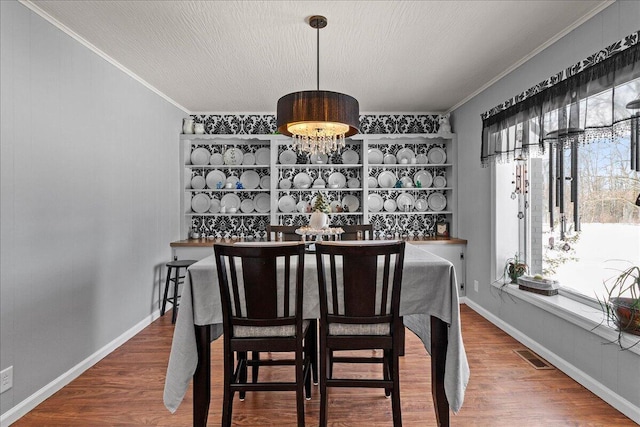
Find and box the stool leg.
[161,266,172,317]
[171,266,180,324]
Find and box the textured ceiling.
[26,0,611,114]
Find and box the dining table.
[163,241,469,426]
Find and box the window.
[529,135,639,302]
[483,36,640,305]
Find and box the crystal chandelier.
[277,15,359,155]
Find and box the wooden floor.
[14,305,635,426]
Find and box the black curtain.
[481,39,640,169]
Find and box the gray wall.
[0,0,184,417]
[451,0,640,419]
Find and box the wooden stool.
[161,259,197,324]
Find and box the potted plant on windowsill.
[598,264,640,348]
[506,253,528,284]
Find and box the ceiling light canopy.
[277,15,359,155]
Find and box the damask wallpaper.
[191,114,441,135]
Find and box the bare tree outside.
[540,137,640,300]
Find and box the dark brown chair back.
[340,224,374,241]
[315,241,405,327]
[266,225,303,241]
[214,242,305,334]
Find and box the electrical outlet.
[0,366,13,393]
[474,280,479,292]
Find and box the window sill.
[490,282,640,355]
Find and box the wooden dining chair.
[214,242,313,427]
[266,224,303,241]
[340,224,374,240]
[314,241,406,427]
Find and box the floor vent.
[513,349,554,370]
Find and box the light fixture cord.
[316,21,320,91]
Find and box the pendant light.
[277,15,359,155]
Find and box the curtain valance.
[481,31,640,168]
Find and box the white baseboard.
[0,310,162,427]
[465,299,640,424]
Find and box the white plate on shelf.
[414,170,433,188]
[311,153,329,164]
[347,177,360,189]
[368,148,384,164]
[377,171,397,188]
[433,175,447,188]
[279,178,292,189]
[383,199,397,212]
[396,148,415,163]
[383,154,397,164]
[223,147,244,165]
[191,193,211,213]
[240,198,255,213]
[255,147,271,165]
[278,195,296,213]
[342,149,359,164]
[260,175,271,189]
[191,175,206,190]
[254,193,270,213]
[293,172,312,189]
[396,192,415,211]
[342,195,360,212]
[240,170,260,189]
[428,147,446,164]
[427,193,447,211]
[328,172,347,188]
[209,152,224,165]
[206,169,226,189]
[279,149,297,165]
[416,153,428,164]
[368,176,378,188]
[242,153,256,166]
[221,193,241,210]
[414,198,428,212]
[368,193,384,212]
[330,200,342,213]
[209,198,221,214]
[313,178,326,187]
[190,147,210,166]
[226,175,240,186]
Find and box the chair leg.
[384,349,392,397]
[251,351,260,383]
[161,266,171,316]
[171,266,180,324]
[296,347,306,427]
[238,352,247,401]
[222,353,234,427]
[303,333,312,400]
[319,336,328,427]
[328,350,334,379]
[309,320,318,385]
[391,348,402,427]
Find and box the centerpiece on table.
[309,192,330,230]
[296,193,343,242]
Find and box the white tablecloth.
[163,242,469,414]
